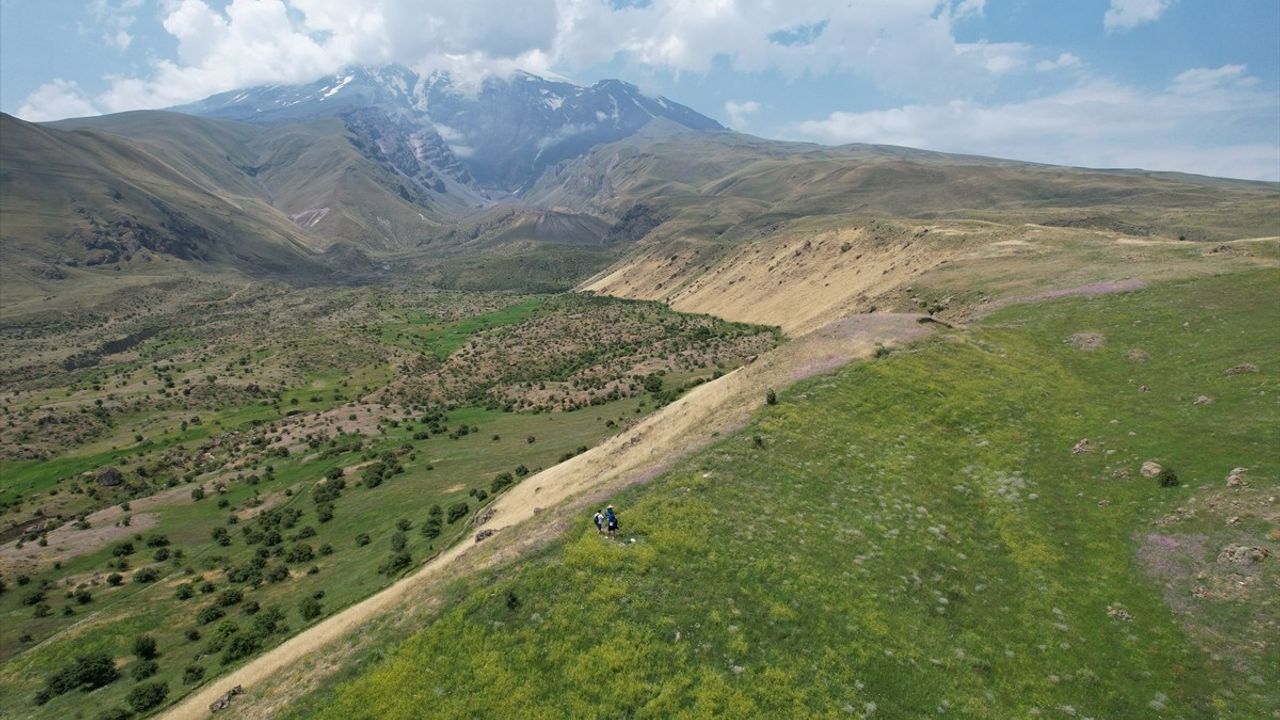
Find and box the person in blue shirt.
[605,505,619,538]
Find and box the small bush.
[390,532,407,552]
[182,664,205,685]
[216,588,243,607]
[43,652,119,698]
[446,502,470,524]
[488,471,514,491]
[175,583,194,600]
[354,533,371,547]
[285,544,314,564]
[133,634,158,659]
[299,596,323,620]
[130,659,159,681]
[1157,467,1180,488]
[196,605,225,625]
[378,552,412,576]
[766,388,778,405]
[420,517,442,540]
[126,681,168,713]
[220,634,260,665]
[134,568,160,584]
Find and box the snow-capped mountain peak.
[173,66,722,194]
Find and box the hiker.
[605,504,619,538]
[592,509,604,534]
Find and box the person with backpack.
[592,509,604,534]
[605,505,619,538]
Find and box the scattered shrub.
[220,634,260,665]
[285,544,314,564]
[126,681,168,713]
[133,634,158,660]
[378,551,412,576]
[299,596,323,620]
[130,659,159,681]
[42,652,119,699]
[134,567,160,584]
[196,605,225,625]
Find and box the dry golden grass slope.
[582,216,1280,334]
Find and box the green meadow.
[298,270,1279,719]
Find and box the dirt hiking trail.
[159,312,934,720]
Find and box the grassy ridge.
[301,270,1278,719]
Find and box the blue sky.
[2,0,1277,179]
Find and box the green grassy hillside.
[297,269,1279,719]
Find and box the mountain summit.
[174,65,723,195]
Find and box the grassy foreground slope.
[301,270,1278,719]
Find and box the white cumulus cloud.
[1036,52,1082,72]
[16,79,101,121]
[19,0,1045,118]
[789,65,1280,180]
[725,100,762,130]
[1104,0,1173,32]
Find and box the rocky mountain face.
[175,65,723,197]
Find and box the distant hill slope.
[529,129,1280,242]
[50,111,451,254]
[0,113,332,304]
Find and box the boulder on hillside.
[1225,467,1249,488]
[1216,544,1270,564]
[96,467,123,486]
[1140,461,1163,478]
[1069,333,1105,351]
[1071,438,1093,455]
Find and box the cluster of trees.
[35,635,171,714]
